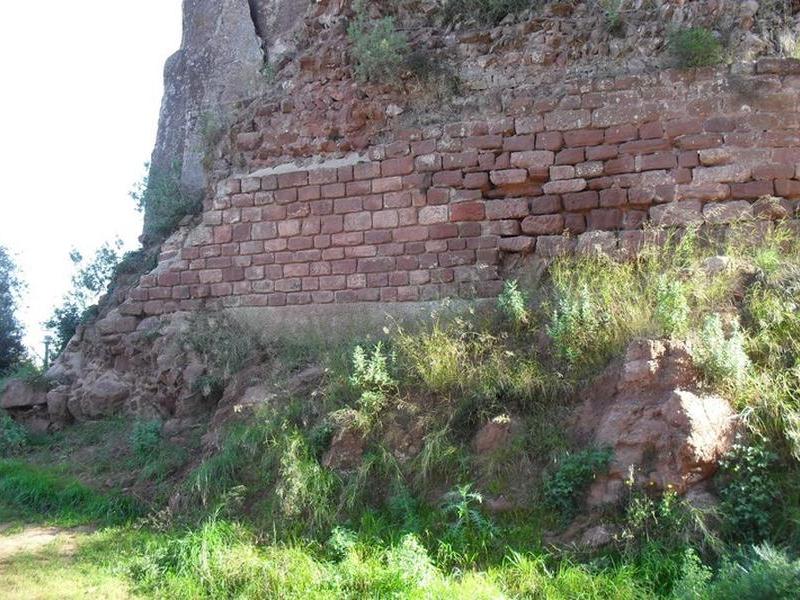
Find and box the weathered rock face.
[150,0,313,206]
[575,339,737,507]
[0,380,47,410]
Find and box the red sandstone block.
[157,272,180,287]
[678,151,699,168]
[426,188,449,206]
[499,236,535,253]
[346,273,366,288]
[275,279,302,293]
[676,183,731,201]
[621,138,672,155]
[372,176,403,193]
[338,166,354,183]
[278,171,308,188]
[675,134,723,151]
[639,121,664,139]
[320,183,345,198]
[555,148,585,165]
[536,131,563,151]
[358,257,396,273]
[564,213,586,234]
[320,214,343,234]
[753,164,795,180]
[332,232,364,246]
[382,191,411,208]
[318,275,347,291]
[639,152,677,171]
[288,237,314,251]
[308,168,338,186]
[530,195,561,214]
[704,117,736,133]
[693,165,751,184]
[344,212,372,231]
[503,135,536,152]
[543,178,587,194]
[284,263,310,277]
[586,145,618,161]
[277,219,301,237]
[563,190,599,211]
[776,179,800,199]
[429,223,459,239]
[333,197,362,214]
[411,139,437,156]
[564,129,604,147]
[731,180,774,199]
[396,256,419,270]
[511,150,555,169]
[464,172,490,189]
[260,176,278,191]
[515,116,544,134]
[262,205,286,221]
[521,214,564,235]
[171,284,189,300]
[211,282,234,297]
[490,169,528,186]
[464,135,503,150]
[442,152,479,170]
[485,198,529,220]
[275,189,297,204]
[600,188,628,208]
[415,154,441,172]
[393,226,429,242]
[382,156,414,177]
[588,208,622,230]
[439,250,476,268]
[345,180,371,196]
[363,195,383,211]
[214,225,233,244]
[450,202,485,221]
[605,155,635,175]
[353,162,381,180]
[664,118,703,138]
[545,109,591,131]
[605,124,638,144]
[418,206,447,224]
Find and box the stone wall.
[118,57,800,319]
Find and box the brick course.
[127,60,800,316]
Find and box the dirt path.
[0,526,90,563]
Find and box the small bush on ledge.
[348,4,408,83]
[669,27,724,68]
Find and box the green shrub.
[543,448,612,520]
[718,438,778,542]
[669,27,724,68]
[443,0,535,25]
[349,342,397,426]
[0,410,28,456]
[347,5,408,83]
[654,276,690,337]
[131,420,162,461]
[691,314,750,388]
[441,483,496,547]
[131,162,199,242]
[497,279,530,327]
[185,312,261,388]
[708,544,800,599]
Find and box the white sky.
[0,1,182,358]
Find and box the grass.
[4,222,800,597]
[0,460,140,527]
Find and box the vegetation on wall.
[669,27,725,68]
[130,161,199,244]
[348,2,409,83]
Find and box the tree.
[45,240,123,354]
[0,246,26,373]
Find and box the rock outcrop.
[575,339,737,506]
[150,0,311,205]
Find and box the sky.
[0,1,183,358]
